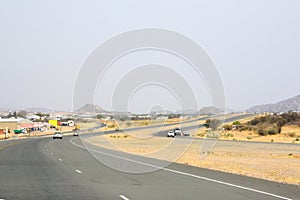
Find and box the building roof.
[0,118,32,123]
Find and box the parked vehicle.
[14,128,27,134]
[14,129,23,134]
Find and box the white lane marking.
[70,138,293,200]
[75,169,82,174]
[59,158,63,161]
[120,195,130,200]
[50,152,53,155]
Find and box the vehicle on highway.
[183,131,190,136]
[167,131,175,137]
[174,128,182,136]
[53,132,63,139]
[73,131,79,136]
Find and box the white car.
[73,131,79,136]
[167,131,175,138]
[53,132,63,139]
[183,131,190,136]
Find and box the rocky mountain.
[75,104,106,114]
[199,106,225,115]
[246,95,300,113]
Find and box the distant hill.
[246,95,300,113]
[199,106,224,115]
[75,104,106,114]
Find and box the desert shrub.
[248,117,260,126]
[237,125,248,131]
[197,132,206,137]
[223,133,234,138]
[288,132,296,137]
[204,119,222,130]
[267,128,277,135]
[232,121,241,125]
[257,124,279,135]
[107,124,116,128]
[258,129,268,136]
[223,124,232,130]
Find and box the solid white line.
[120,195,130,200]
[70,138,293,200]
[75,169,82,174]
[59,158,63,161]
[50,152,53,155]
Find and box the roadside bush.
[223,124,232,130]
[248,117,260,126]
[204,119,222,130]
[232,121,241,126]
[257,129,268,136]
[197,132,206,137]
[288,132,296,138]
[107,124,116,128]
[256,124,280,135]
[223,133,234,138]
[267,128,277,135]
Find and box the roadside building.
[0,118,33,131]
[67,120,74,126]
[26,114,41,121]
[49,119,58,128]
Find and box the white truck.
[174,128,182,136]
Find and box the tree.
[203,119,222,130]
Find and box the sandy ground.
[85,128,300,185]
[194,126,300,144]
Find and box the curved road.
[0,135,299,200]
[155,114,253,137]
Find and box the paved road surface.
[0,135,299,200]
[155,114,253,137]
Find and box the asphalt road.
[155,114,253,137]
[0,135,299,200]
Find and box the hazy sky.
[1,0,300,112]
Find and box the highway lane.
[84,114,253,138]
[155,114,253,137]
[0,135,299,200]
